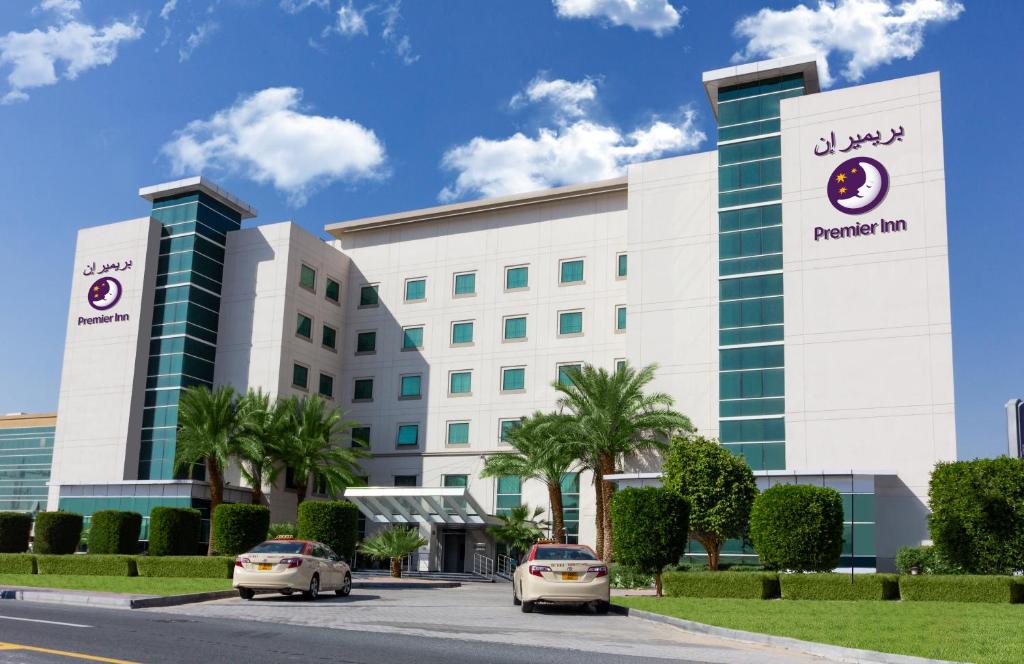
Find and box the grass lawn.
[615,596,1024,664]
[0,574,233,596]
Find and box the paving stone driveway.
[147,583,828,663]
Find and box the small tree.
[487,505,550,559]
[0,512,32,553]
[212,504,270,555]
[87,511,142,554]
[749,484,844,572]
[358,527,427,578]
[297,501,359,561]
[661,436,757,570]
[149,507,202,556]
[610,487,689,596]
[33,512,83,555]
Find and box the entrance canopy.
[344,486,500,526]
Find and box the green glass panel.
[394,475,417,486]
[318,373,334,398]
[720,274,783,301]
[720,418,785,443]
[351,427,370,448]
[720,345,784,371]
[506,266,528,289]
[616,306,626,330]
[452,322,474,344]
[497,475,521,494]
[454,273,476,295]
[396,425,419,446]
[504,317,526,340]
[292,364,308,389]
[325,278,340,303]
[359,285,379,306]
[500,420,521,442]
[720,397,785,417]
[449,371,472,394]
[719,185,782,209]
[617,254,627,277]
[720,325,784,345]
[560,472,580,493]
[447,423,469,445]
[405,279,426,301]
[558,364,582,387]
[322,325,337,350]
[502,368,525,391]
[402,327,423,350]
[357,331,376,353]
[560,260,584,283]
[296,313,312,339]
[559,312,583,335]
[353,379,373,400]
[400,375,422,398]
[444,474,468,487]
[299,264,316,291]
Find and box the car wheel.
[303,574,320,601]
[238,587,255,601]
[335,573,352,597]
[521,600,535,614]
[512,583,521,606]
[594,600,610,615]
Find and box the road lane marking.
[0,642,137,663]
[0,615,91,628]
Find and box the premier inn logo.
[827,156,889,215]
[78,276,130,326]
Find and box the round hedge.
[749,484,845,572]
[0,511,33,553]
[212,504,270,555]
[610,487,689,595]
[296,501,359,559]
[33,512,84,555]
[87,511,142,554]
[148,507,201,556]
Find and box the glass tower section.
[0,423,54,511]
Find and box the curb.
[611,605,960,664]
[0,587,237,610]
[130,590,238,608]
[352,580,461,590]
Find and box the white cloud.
[440,75,705,201]
[161,87,387,205]
[37,0,81,21]
[380,1,418,64]
[335,0,370,36]
[279,0,330,14]
[553,0,683,35]
[732,0,964,87]
[0,18,143,104]
[159,0,178,21]
[179,21,218,62]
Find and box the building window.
[447,422,469,446]
[394,475,417,486]
[299,264,316,292]
[616,305,627,332]
[453,271,476,297]
[496,476,521,516]
[501,367,525,392]
[359,284,379,307]
[561,472,580,543]
[559,258,584,284]
[615,358,627,373]
[356,331,377,354]
[325,277,341,304]
[318,373,334,399]
[292,363,309,390]
[557,363,582,387]
[322,324,337,351]
[353,378,374,402]
[396,424,419,447]
[296,312,312,340]
[449,370,472,395]
[617,253,627,278]
[558,310,583,336]
[405,278,426,302]
[351,426,370,449]
[402,326,423,350]
[505,265,529,291]
[499,418,522,444]
[444,474,468,488]
[400,374,422,399]
[451,321,474,345]
[503,316,527,341]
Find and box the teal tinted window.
[615,359,627,373]
[719,185,782,209]
[718,136,781,166]
[449,371,472,394]
[296,313,312,339]
[300,264,316,291]
[560,259,584,283]
[720,226,783,259]
[444,474,468,487]
[720,397,785,417]
[318,373,334,398]
[359,285,379,306]
[720,205,782,232]
[447,423,469,445]
[721,417,786,443]
[504,316,527,340]
[356,331,376,353]
[720,369,785,399]
[617,254,627,277]
[720,297,784,328]
[452,321,474,344]
[718,118,781,142]
[496,475,521,515]
[394,474,417,486]
[718,87,803,126]
[506,266,528,289]
[292,363,309,389]
[558,364,582,386]
[720,274,783,301]
[351,426,370,448]
[402,326,423,350]
[500,419,521,442]
[405,278,426,301]
[454,272,476,295]
[322,324,337,350]
[400,375,422,398]
[325,278,340,303]
[353,378,373,401]
[397,425,419,447]
[502,367,525,391]
[719,254,784,276]
[558,311,583,335]
[720,345,784,370]
[616,306,626,331]
[718,158,781,192]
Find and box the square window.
[292,363,309,390]
[499,418,521,443]
[400,374,422,398]
[356,331,377,354]
[325,277,341,303]
[359,284,379,307]
[615,359,627,373]
[558,311,583,336]
[443,474,468,487]
[558,363,582,386]
[296,313,312,340]
[396,425,419,447]
[300,264,316,292]
[559,259,584,284]
[447,422,469,445]
[318,373,334,399]
[394,474,417,486]
[454,272,476,296]
[405,278,426,302]
[451,321,474,345]
[505,265,528,290]
[501,367,525,392]
[449,370,472,395]
[402,326,424,350]
[503,316,527,341]
[616,305,627,331]
[617,253,627,278]
[351,426,370,448]
[322,324,337,351]
[353,378,374,401]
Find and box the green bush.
[611,487,689,595]
[33,512,84,555]
[36,555,137,576]
[297,501,358,559]
[929,458,1024,574]
[609,563,654,589]
[148,507,201,556]
[895,545,960,575]
[0,512,33,553]
[268,522,296,539]
[899,574,1024,603]
[750,484,844,572]
[135,555,235,579]
[779,573,899,600]
[212,504,269,555]
[0,553,37,574]
[87,511,142,555]
[662,571,780,599]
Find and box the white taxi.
[233,537,352,601]
[512,543,610,613]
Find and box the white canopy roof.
[343,486,500,526]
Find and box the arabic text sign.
[815,126,904,156]
[82,259,133,276]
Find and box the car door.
[323,545,345,586]
[310,544,334,589]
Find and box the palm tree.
[236,389,291,505]
[278,395,368,504]
[174,385,243,555]
[481,412,580,543]
[487,505,550,559]
[554,362,693,562]
[358,526,428,578]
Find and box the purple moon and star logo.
[87,276,122,311]
[826,156,889,215]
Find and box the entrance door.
[442,530,466,572]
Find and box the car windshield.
[534,546,595,561]
[249,541,305,554]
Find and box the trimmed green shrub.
[662,571,780,599]
[609,564,654,589]
[895,545,960,575]
[611,487,689,595]
[36,555,137,576]
[268,522,296,539]
[135,555,235,579]
[87,511,142,555]
[297,501,358,560]
[0,512,33,553]
[148,507,201,557]
[779,573,899,600]
[929,458,1024,574]
[33,512,83,555]
[212,504,269,555]
[750,484,844,572]
[899,574,1024,603]
[0,553,37,574]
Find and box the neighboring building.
[0,413,55,513]
[27,54,953,571]
[1007,399,1023,458]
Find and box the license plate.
[258,563,272,571]
[561,571,578,581]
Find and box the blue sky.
[0,0,1018,460]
